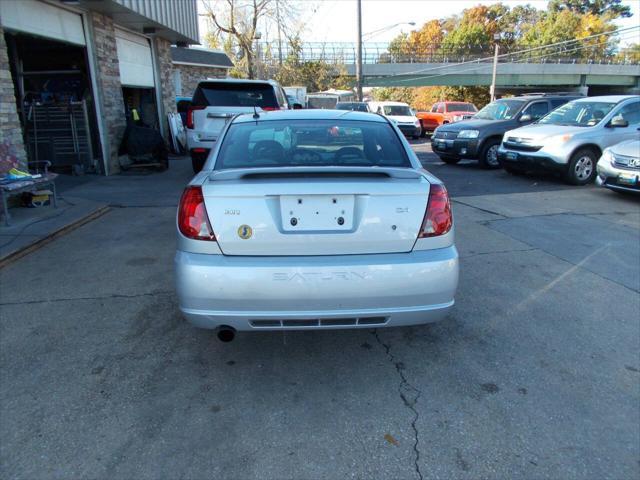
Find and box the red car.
[416,101,478,136]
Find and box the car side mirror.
[519,113,532,122]
[608,117,629,128]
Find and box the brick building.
[171,47,234,98]
[0,0,201,175]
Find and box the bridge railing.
[255,42,639,65]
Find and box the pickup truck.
[416,101,478,136]
[186,79,289,172]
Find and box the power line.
[390,31,639,84]
[388,25,639,78]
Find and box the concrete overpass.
[345,62,640,93]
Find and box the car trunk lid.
[202,167,430,256]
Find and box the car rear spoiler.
[208,166,424,181]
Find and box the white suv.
[186,79,289,172]
[498,95,640,185]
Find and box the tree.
[273,36,353,91]
[372,87,415,105]
[549,0,632,19]
[406,20,444,60]
[521,8,617,60]
[386,32,410,61]
[202,0,299,79]
[617,43,640,63]
[520,9,583,57]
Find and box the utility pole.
[276,0,283,66]
[490,33,500,102]
[356,0,363,101]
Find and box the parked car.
[186,79,289,173]
[307,90,356,110]
[287,94,303,109]
[284,85,307,107]
[369,101,422,139]
[416,101,477,135]
[498,95,640,185]
[175,109,458,341]
[431,93,581,168]
[596,139,640,193]
[335,101,370,112]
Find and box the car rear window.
[215,119,411,169]
[448,103,476,112]
[336,102,369,112]
[192,82,278,108]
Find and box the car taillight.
[186,105,205,129]
[178,186,216,241]
[261,106,278,111]
[418,184,452,238]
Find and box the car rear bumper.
[175,246,459,330]
[186,130,216,151]
[398,125,421,137]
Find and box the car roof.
[370,101,409,106]
[196,78,279,87]
[232,109,387,124]
[497,95,580,102]
[571,95,639,103]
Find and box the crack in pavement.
[0,290,174,306]
[372,330,423,480]
[452,199,507,218]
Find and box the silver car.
[498,95,640,185]
[596,140,640,194]
[175,110,458,341]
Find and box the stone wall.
[90,12,126,175]
[174,65,228,98]
[155,37,176,121]
[0,27,28,172]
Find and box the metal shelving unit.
[25,101,94,171]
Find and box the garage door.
[115,29,155,88]
[0,0,85,46]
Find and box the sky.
[198,0,640,47]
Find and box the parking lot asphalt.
[1,140,639,480]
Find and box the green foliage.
[548,0,632,19]
[389,1,622,59]
[273,37,353,91]
[372,87,415,104]
[617,43,640,63]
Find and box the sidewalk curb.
[0,206,111,269]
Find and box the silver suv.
[498,95,640,185]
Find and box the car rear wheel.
[565,149,597,185]
[192,154,206,173]
[479,139,501,169]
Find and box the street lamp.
[490,32,500,101]
[356,0,363,101]
[355,1,416,100]
[362,21,417,41]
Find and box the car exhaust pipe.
[217,326,236,343]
